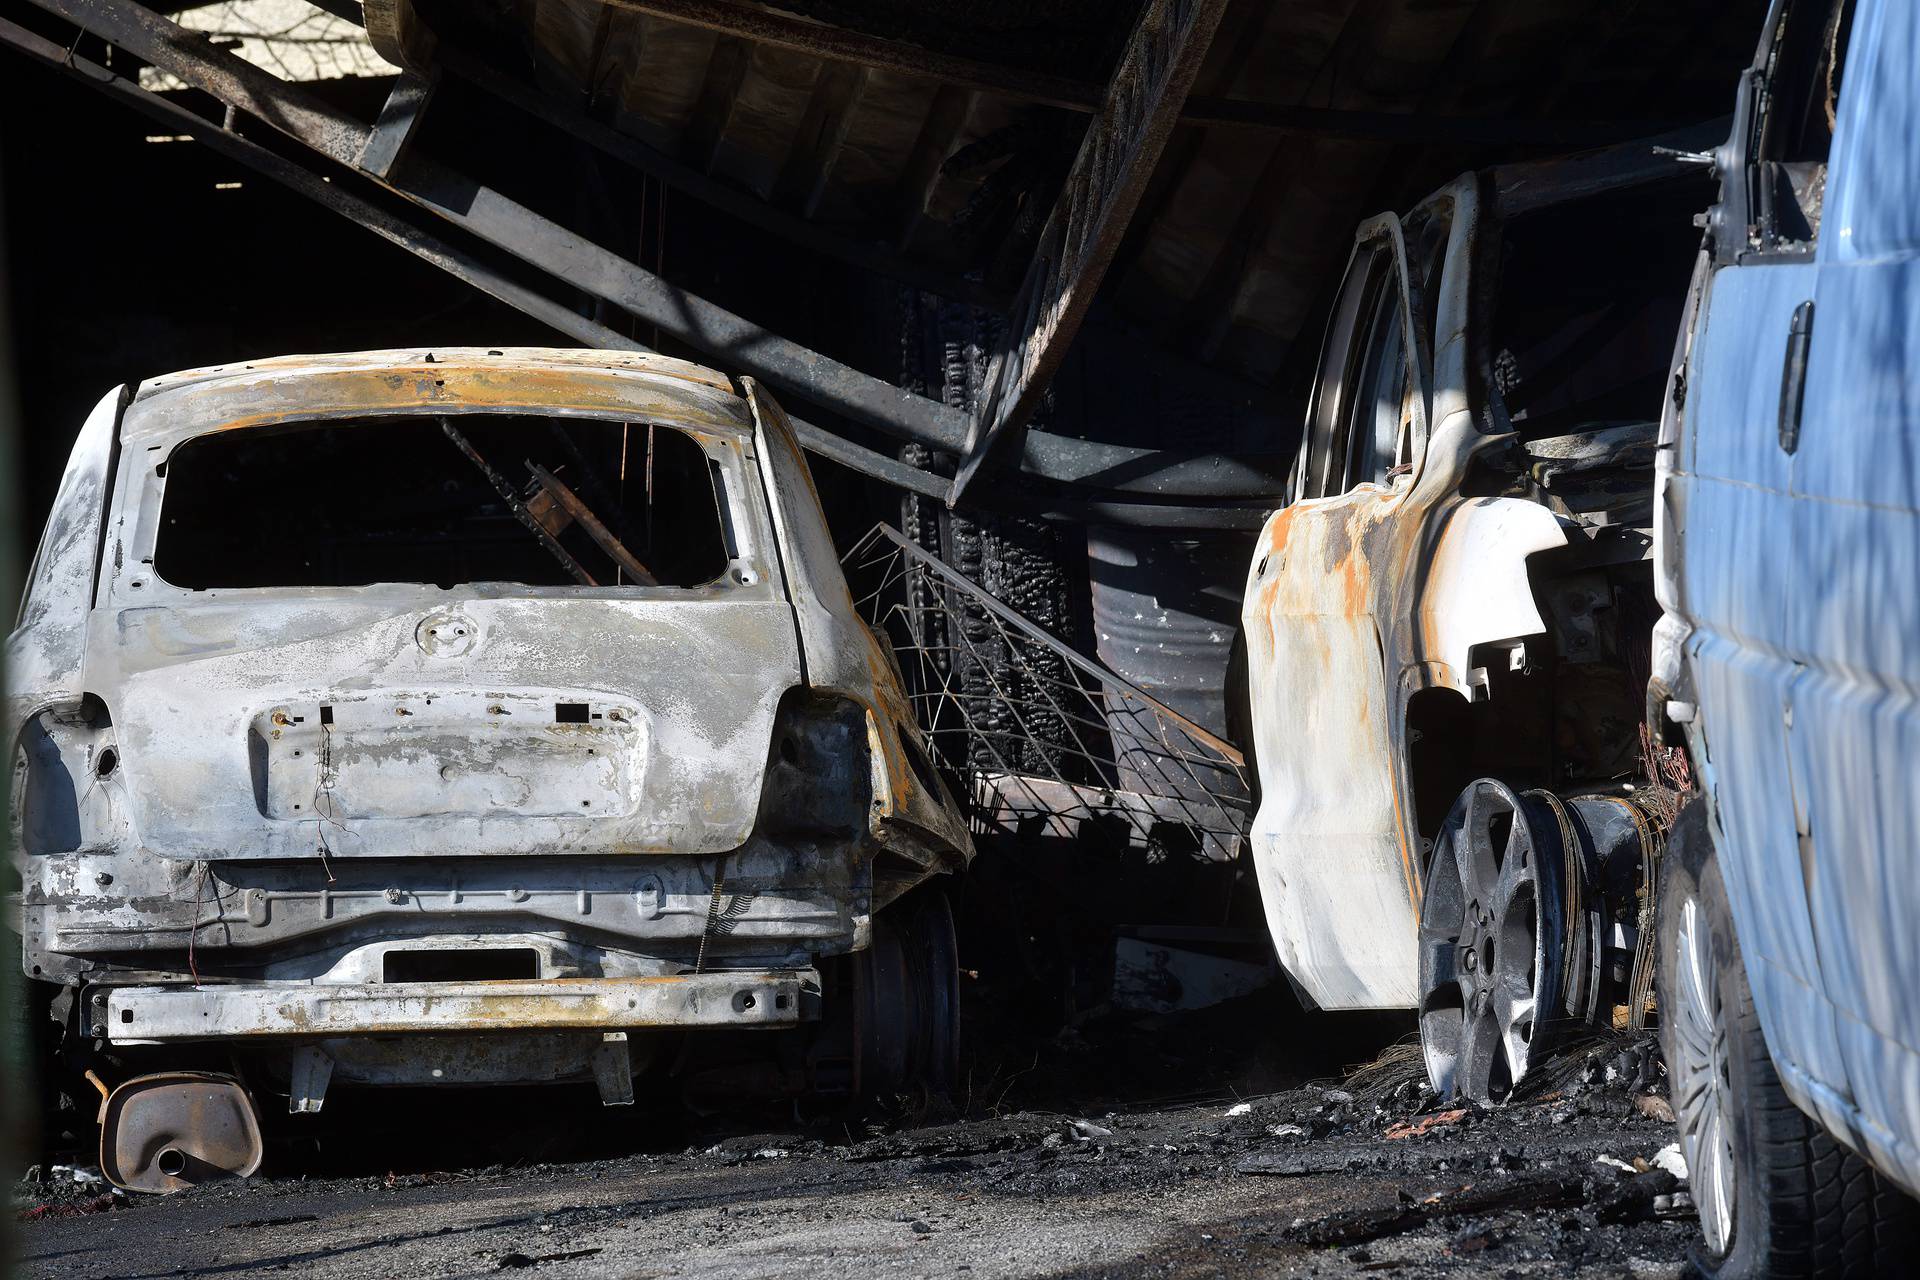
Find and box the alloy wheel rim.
[1418,780,1564,1102]
[1672,894,1736,1255]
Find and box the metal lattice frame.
[845,525,1251,862]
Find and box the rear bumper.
[24,847,871,985]
[102,970,820,1044]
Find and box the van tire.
[1658,801,1919,1278]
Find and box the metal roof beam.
[355,66,436,179]
[26,0,970,443]
[0,13,975,505]
[6,0,1285,511]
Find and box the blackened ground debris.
[13,997,1696,1278]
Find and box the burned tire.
[7,971,88,1161]
[857,885,960,1104]
[1658,801,1919,1277]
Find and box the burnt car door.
[7,387,126,859]
[1245,176,1585,1013]
[8,386,124,721]
[1289,215,1434,502]
[1242,209,1442,1010]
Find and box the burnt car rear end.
[6,348,970,1191]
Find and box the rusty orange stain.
[129,359,754,449]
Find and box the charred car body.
[1239,147,1712,1099]
[7,348,971,1191]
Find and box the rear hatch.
[93,398,802,861]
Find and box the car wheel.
[1658,801,1918,1277]
[1416,779,1568,1102]
[5,968,86,1160]
[858,885,960,1104]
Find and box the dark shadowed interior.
[153,415,729,590]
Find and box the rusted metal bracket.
[950,0,1231,504]
[438,418,598,585]
[356,67,437,180]
[542,422,647,550]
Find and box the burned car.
[7,348,971,1190]
[1238,147,1712,1099]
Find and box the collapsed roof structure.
[2,0,1758,524]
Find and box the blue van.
[1652,0,1920,1273]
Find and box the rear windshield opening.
[154,415,730,589]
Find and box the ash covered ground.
[14,989,1698,1279]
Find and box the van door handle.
[1778,299,1814,454]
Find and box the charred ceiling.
[395,0,1760,383]
[1,0,1765,517]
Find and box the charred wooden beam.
[771,60,868,217]
[1099,0,1271,314]
[434,47,999,307]
[951,0,1232,503]
[890,84,972,253]
[680,34,752,173]
[362,0,432,69]
[591,0,1673,147]
[601,0,1096,111]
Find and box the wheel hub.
[1418,779,1568,1103]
